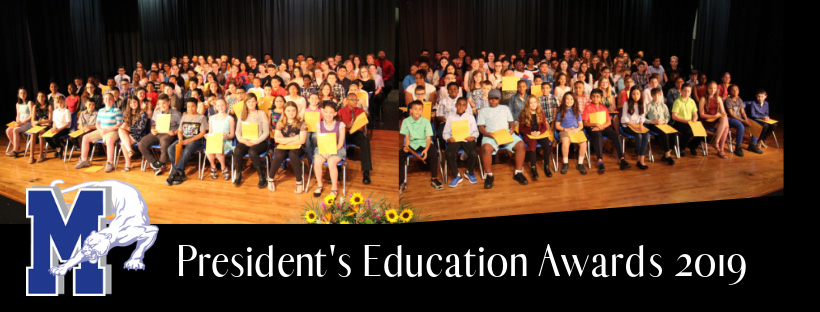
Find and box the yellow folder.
[241,122,258,140]
[399,107,408,112]
[356,91,369,107]
[422,101,432,121]
[277,144,301,150]
[628,124,649,134]
[655,124,678,134]
[250,90,264,102]
[6,121,15,127]
[569,130,587,143]
[589,111,607,125]
[156,113,171,133]
[756,118,777,124]
[531,86,543,97]
[491,129,514,145]
[317,132,337,155]
[69,129,87,138]
[84,166,104,173]
[502,77,520,91]
[527,131,554,141]
[41,129,57,138]
[689,121,707,137]
[100,86,110,94]
[348,113,369,134]
[258,96,274,112]
[451,120,470,142]
[232,101,245,116]
[305,111,321,132]
[205,133,223,154]
[745,120,763,138]
[26,126,46,134]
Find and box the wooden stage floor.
[0,130,398,224]
[401,125,784,222]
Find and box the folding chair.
[620,125,653,161]
[553,129,591,171]
[306,158,347,198]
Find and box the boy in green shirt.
[399,100,443,194]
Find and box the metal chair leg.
[772,132,779,148]
[675,135,680,159]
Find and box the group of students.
[399,47,778,193]
[7,52,383,198]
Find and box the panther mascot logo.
[46,180,158,276]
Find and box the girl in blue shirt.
[554,93,588,174]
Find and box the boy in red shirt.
[338,93,373,184]
[583,89,631,173]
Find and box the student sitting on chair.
[519,95,553,179]
[399,100,443,191]
[723,84,752,156]
[233,93,270,188]
[644,87,676,165]
[117,96,150,172]
[442,97,479,188]
[75,93,123,172]
[555,92,588,175]
[27,92,52,164]
[268,101,308,193]
[338,93,373,185]
[699,81,730,159]
[478,89,528,189]
[43,95,71,161]
[139,94,182,175]
[671,83,703,157]
[206,99,235,180]
[583,88,631,173]
[747,89,776,154]
[312,102,346,198]
[621,86,650,169]
[166,99,208,185]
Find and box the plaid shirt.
[576,94,591,113]
[436,95,470,120]
[120,86,135,100]
[538,73,554,87]
[300,86,317,99]
[331,83,346,102]
[471,89,489,111]
[538,94,559,123]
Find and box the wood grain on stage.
[401,126,784,221]
[0,130,398,224]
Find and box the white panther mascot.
[48,180,158,276]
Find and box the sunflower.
[399,209,414,223]
[385,209,399,223]
[350,192,364,206]
[323,194,336,207]
[305,210,317,224]
[340,221,350,224]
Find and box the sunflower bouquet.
[299,193,424,224]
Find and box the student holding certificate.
[268,102,308,193]
[555,92,588,175]
[399,100,443,192]
[166,99,208,185]
[206,99,235,180]
[233,93,270,187]
[43,95,71,161]
[621,86,650,169]
[117,96,150,172]
[139,94,182,175]
[584,89,631,174]
[644,88,676,165]
[519,95,553,179]
[312,102,346,198]
[477,89,528,189]
[338,93,373,185]
[671,84,703,157]
[441,98,479,188]
[75,93,123,172]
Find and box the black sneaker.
[513,172,528,185]
[662,155,675,165]
[544,166,553,177]
[165,170,177,186]
[689,147,698,156]
[637,162,648,170]
[150,160,163,170]
[530,167,539,180]
[362,171,371,185]
[577,164,587,175]
[560,163,568,174]
[431,179,444,190]
[484,174,494,189]
[174,171,188,185]
[734,147,744,157]
[597,162,606,174]
[619,159,632,170]
[154,167,163,176]
[748,144,763,154]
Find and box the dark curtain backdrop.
[398,0,783,112]
[1,0,396,121]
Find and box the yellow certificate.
[41,129,57,138]
[69,129,87,138]
[502,77,520,91]
[745,120,763,138]
[277,144,301,150]
[531,86,543,98]
[756,118,777,124]
[241,122,258,140]
[317,132,337,155]
[155,113,171,133]
[589,111,607,125]
[356,91,369,107]
[349,113,369,134]
[422,101,432,121]
[26,126,46,134]
[84,166,104,173]
[655,124,678,134]
[628,124,649,134]
[6,121,16,127]
[100,86,110,94]
[258,96,274,112]
[399,107,408,112]
[491,129,514,145]
[689,121,707,137]
[451,120,470,142]
[250,90,264,102]
[205,133,223,154]
[232,101,245,116]
[527,131,554,141]
[569,130,587,143]
[304,111,321,132]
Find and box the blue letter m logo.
[26,186,112,296]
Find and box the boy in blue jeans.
[747,89,776,154]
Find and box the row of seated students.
[399,79,777,193]
[6,87,372,198]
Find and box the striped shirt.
[96,106,123,128]
[538,95,559,123]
